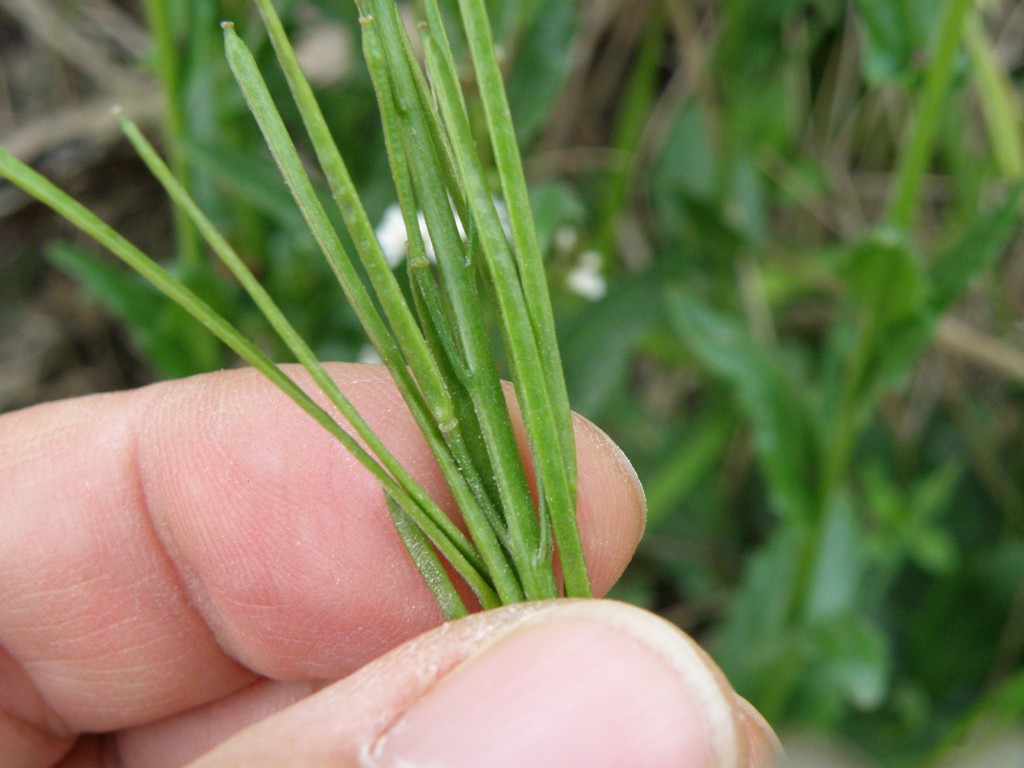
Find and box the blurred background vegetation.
[2,0,1024,764]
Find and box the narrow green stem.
[426,0,590,596]
[0,141,501,609]
[116,116,498,600]
[223,22,521,606]
[252,0,457,437]
[887,0,973,230]
[367,1,542,600]
[451,0,578,494]
[365,10,508,526]
[222,24,400,369]
[360,15,507,528]
[421,26,552,574]
[255,0,510,564]
[140,0,202,268]
[387,494,469,620]
[594,9,663,258]
[965,13,1024,179]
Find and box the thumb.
[187,600,781,768]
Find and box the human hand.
[1,364,780,767]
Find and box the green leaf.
[561,273,662,419]
[181,139,305,230]
[528,181,585,256]
[713,526,807,714]
[853,0,943,84]
[665,287,821,522]
[842,227,924,329]
[927,186,1023,316]
[828,230,930,422]
[830,189,1020,429]
[806,492,865,621]
[47,242,225,378]
[650,102,718,233]
[506,0,576,147]
[812,615,892,711]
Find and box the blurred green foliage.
[49,0,1024,763]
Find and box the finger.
[0,364,645,757]
[113,680,319,768]
[185,600,780,768]
[737,697,784,768]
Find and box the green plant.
[568,0,1024,762]
[44,1,379,378]
[0,0,589,616]
[6,0,1024,762]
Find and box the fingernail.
[737,696,784,767]
[364,604,742,768]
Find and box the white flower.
[375,203,410,268]
[357,344,382,365]
[375,197,511,268]
[554,225,579,253]
[417,211,437,262]
[566,250,607,301]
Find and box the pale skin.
[1,364,780,767]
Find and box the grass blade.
[114,114,504,603]
[364,2,555,600]
[0,137,504,610]
[251,0,458,437]
[421,3,590,596]
[387,493,470,621]
[887,0,973,229]
[448,0,578,490]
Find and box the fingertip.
[572,414,647,596]
[368,600,744,768]
[737,697,784,767]
[190,601,761,768]
[0,361,656,745]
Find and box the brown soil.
[0,1,162,412]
